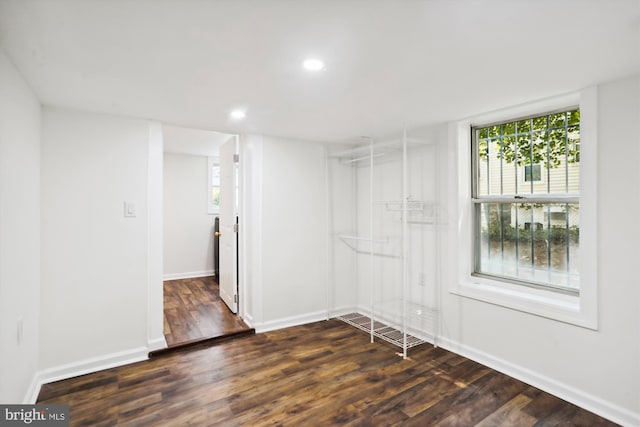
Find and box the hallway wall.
[163,152,215,280]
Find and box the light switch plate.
[124,202,136,217]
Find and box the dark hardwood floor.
[37,320,617,426]
[163,276,251,347]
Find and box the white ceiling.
[163,125,233,156]
[0,0,638,142]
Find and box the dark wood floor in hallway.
[37,320,617,426]
[163,276,251,347]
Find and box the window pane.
[477,138,490,196]
[501,135,516,194]
[475,109,580,197]
[502,122,515,135]
[211,165,220,186]
[532,116,547,131]
[549,112,567,129]
[568,109,580,125]
[476,202,579,291]
[476,203,517,278]
[474,109,580,292]
[524,164,541,182]
[212,186,220,207]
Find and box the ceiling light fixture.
[230,109,246,120]
[302,58,325,72]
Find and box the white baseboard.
[23,374,42,404]
[147,336,167,352]
[254,310,330,334]
[437,336,639,427]
[241,313,254,329]
[163,270,214,281]
[30,347,149,403]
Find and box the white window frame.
[450,88,598,329]
[207,156,220,214]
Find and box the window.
[452,89,597,329]
[208,156,220,214]
[524,164,542,182]
[472,109,580,294]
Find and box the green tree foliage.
[478,109,580,168]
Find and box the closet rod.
[338,235,387,243]
[343,152,385,164]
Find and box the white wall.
[0,49,41,403]
[163,152,215,279]
[261,136,329,323]
[438,76,640,425]
[243,135,330,330]
[40,107,151,374]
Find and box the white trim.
[236,134,246,321]
[29,347,148,403]
[467,92,581,127]
[253,310,329,334]
[242,313,254,329]
[163,270,214,281]
[239,134,264,327]
[147,121,165,368]
[23,374,42,404]
[437,336,639,427]
[147,336,167,352]
[451,88,598,329]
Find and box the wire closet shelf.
[328,132,440,359]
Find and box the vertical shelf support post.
[369,139,375,344]
[402,129,409,359]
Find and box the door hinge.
[233,223,239,233]
[234,294,238,303]
[233,153,240,163]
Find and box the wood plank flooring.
[37,320,618,426]
[163,276,251,347]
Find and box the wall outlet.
[418,273,426,287]
[17,317,23,345]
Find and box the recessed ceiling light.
[230,109,246,120]
[302,58,325,72]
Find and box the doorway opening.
[159,125,252,352]
[162,275,249,346]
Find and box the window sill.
[451,275,596,330]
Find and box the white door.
[218,137,238,313]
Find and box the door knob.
[214,231,221,237]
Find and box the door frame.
[236,134,247,321]
[148,130,251,352]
